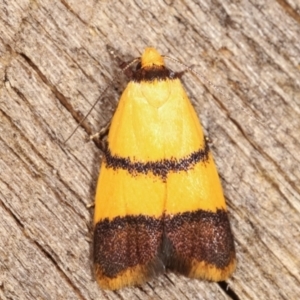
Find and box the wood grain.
[1,1,300,299]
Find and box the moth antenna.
[164,55,226,97]
[164,55,261,126]
[64,56,140,144]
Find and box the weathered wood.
[1,1,300,299]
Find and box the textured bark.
[1,1,300,299]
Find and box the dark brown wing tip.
[94,215,165,290]
[164,209,236,280]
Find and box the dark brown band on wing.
[163,209,236,274]
[104,137,210,179]
[94,215,164,279]
[132,65,180,82]
[94,209,235,282]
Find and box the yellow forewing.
[166,154,226,214]
[94,78,226,222]
[107,79,203,160]
[94,168,165,222]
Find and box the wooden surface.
[1,1,300,299]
